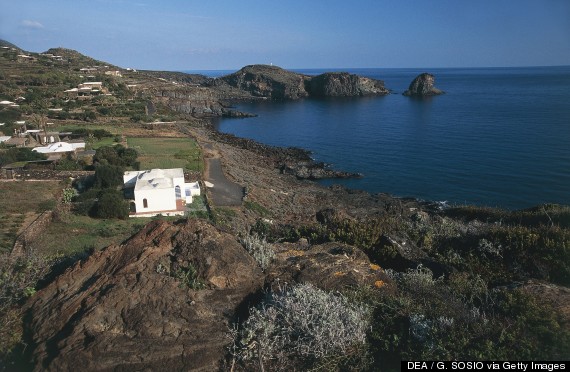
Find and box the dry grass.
[0,181,62,253]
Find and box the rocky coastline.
[203,121,363,180]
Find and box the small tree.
[94,164,124,189]
[94,190,129,219]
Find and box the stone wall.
[12,169,94,181]
[11,210,54,258]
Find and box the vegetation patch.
[231,283,370,370]
[126,137,202,171]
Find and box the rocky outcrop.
[403,73,444,97]
[270,241,391,291]
[25,220,263,371]
[219,65,310,100]
[308,72,389,97]
[281,161,363,179]
[148,65,392,117]
[24,218,389,371]
[218,65,390,100]
[154,87,254,117]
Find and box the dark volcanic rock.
[403,73,444,97]
[270,242,392,291]
[219,64,310,100]
[25,220,263,371]
[281,161,363,179]
[309,72,389,97]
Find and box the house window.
[143,198,148,208]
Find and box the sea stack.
[403,73,444,97]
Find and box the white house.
[33,142,86,158]
[123,168,200,218]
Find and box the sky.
[1,0,569,71]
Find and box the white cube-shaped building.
[123,168,200,217]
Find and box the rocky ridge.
[218,65,390,100]
[24,219,389,371]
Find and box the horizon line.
[180,64,570,73]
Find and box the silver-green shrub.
[233,283,370,366]
[240,233,275,271]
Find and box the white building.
[33,141,86,153]
[123,168,200,218]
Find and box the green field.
[127,137,203,172]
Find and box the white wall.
[135,187,176,214]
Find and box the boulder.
[403,73,444,97]
[25,220,263,371]
[270,241,392,291]
[309,72,389,97]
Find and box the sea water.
[195,66,570,210]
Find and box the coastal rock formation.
[281,161,363,179]
[219,64,310,100]
[218,65,390,100]
[308,72,389,97]
[403,73,444,97]
[153,87,254,117]
[145,65,392,117]
[25,220,263,371]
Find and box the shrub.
[94,145,137,167]
[0,251,59,360]
[171,264,205,290]
[239,234,275,271]
[93,190,129,219]
[94,164,124,189]
[232,283,370,369]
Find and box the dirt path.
[181,127,244,207]
[205,157,244,206]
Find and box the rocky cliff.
[308,72,389,97]
[219,64,310,100]
[146,65,391,117]
[403,73,444,97]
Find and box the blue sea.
[188,67,570,210]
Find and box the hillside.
[0,40,569,370]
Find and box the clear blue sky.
[1,0,569,70]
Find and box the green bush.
[94,145,138,167]
[93,190,129,219]
[94,165,124,189]
[0,147,47,167]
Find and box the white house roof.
[123,168,185,191]
[0,136,11,143]
[0,100,14,105]
[33,142,85,154]
[133,168,184,191]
